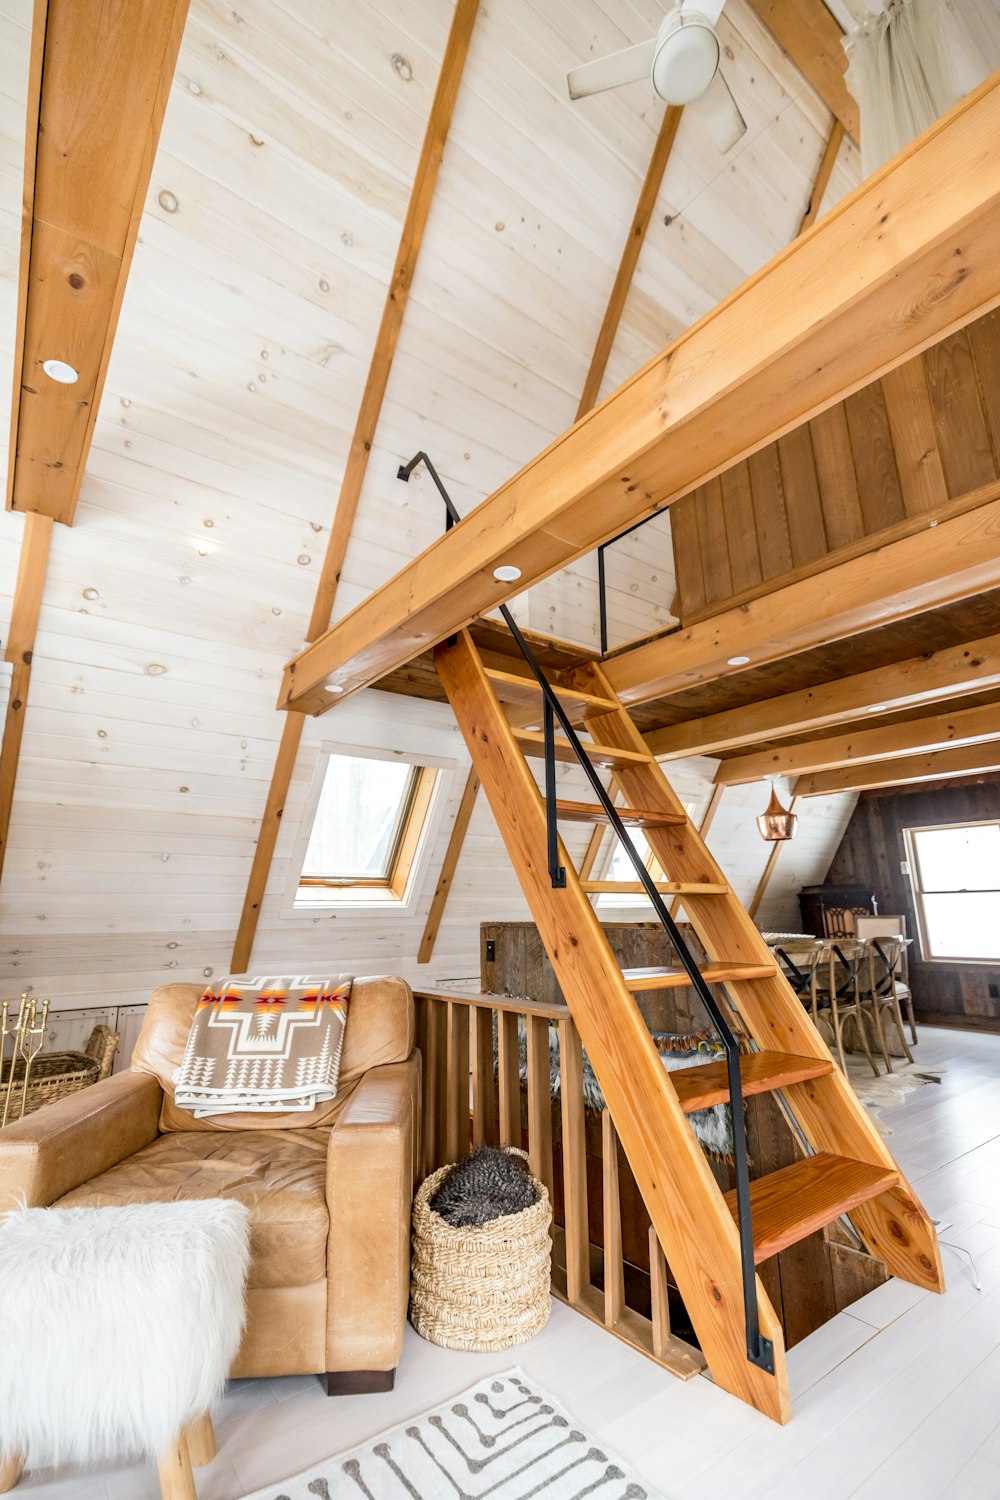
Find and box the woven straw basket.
[410,1148,552,1352]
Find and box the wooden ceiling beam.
[744,0,859,141]
[647,630,1000,761]
[0,512,53,878]
[716,700,1000,786]
[8,0,190,524]
[575,106,682,420]
[230,0,481,973]
[798,119,845,235]
[279,75,1000,716]
[797,742,1000,796]
[608,497,1000,708]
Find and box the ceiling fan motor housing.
[652,9,721,104]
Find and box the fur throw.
[429,1147,538,1227]
[0,1198,250,1467]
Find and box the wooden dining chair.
[861,936,915,1068]
[805,940,880,1077]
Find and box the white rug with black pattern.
[241,1367,664,1499]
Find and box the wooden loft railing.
[277,74,1000,718]
[414,985,706,1383]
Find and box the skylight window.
[299,752,437,898]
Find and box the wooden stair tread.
[486,665,617,722]
[669,1051,834,1113]
[724,1153,899,1263]
[622,961,776,991]
[514,727,651,768]
[582,881,728,895]
[554,799,685,828]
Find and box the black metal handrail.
[398,451,773,1376]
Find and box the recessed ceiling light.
[42,358,79,384]
[727,655,750,667]
[524,724,540,732]
[493,564,521,582]
[867,704,888,713]
[325,682,344,695]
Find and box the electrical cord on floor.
[939,1239,982,1291]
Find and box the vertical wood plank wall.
[827,779,1000,1032]
[670,308,1000,622]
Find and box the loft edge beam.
[278,74,1000,717]
[646,629,1000,761]
[608,496,1000,708]
[714,701,1000,786]
[7,0,190,525]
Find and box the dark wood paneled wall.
[671,308,1000,622]
[828,780,1000,1032]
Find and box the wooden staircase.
[435,625,944,1424]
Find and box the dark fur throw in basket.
[428,1146,538,1227]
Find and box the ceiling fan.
[567,1,747,154]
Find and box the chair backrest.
[862,935,906,996]
[855,915,909,980]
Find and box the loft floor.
[19,1025,1000,1500]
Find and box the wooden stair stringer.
[434,628,791,1423]
[569,660,945,1296]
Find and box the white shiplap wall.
[0,0,861,1022]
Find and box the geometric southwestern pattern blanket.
[173,974,352,1116]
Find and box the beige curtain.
[844,0,961,175]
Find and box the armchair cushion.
[0,1070,162,1214]
[132,976,415,1132]
[55,1128,330,1290]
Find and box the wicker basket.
[410,1148,552,1352]
[0,1024,120,1126]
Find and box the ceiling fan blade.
[694,68,747,152]
[680,0,727,24]
[567,39,656,100]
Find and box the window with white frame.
[298,751,439,901]
[904,819,1000,962]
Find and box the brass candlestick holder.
[0,993,51,1128]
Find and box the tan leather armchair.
[0,977,420,1395]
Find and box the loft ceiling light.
[325,681,345,695]
[756,782,798,843]
[493,564,521,582]
[727,654,750,666]
[42,358,78,384]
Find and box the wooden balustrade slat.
[445,1001,471,1163]
[559,1016,590,1306]
[470,1005,498,1148]
[424,998,448,1174]
[497,1009,521,1149]
[601,1110,625,1329]
[649,1226,672,1359]
[526,1014,554,1200]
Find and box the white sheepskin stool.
[0,1198,250,1500]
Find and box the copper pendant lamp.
[756,783,798,842]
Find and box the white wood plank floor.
[16,1026,1000,1500]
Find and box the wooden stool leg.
[184,1412,215,1467]
[0,1453,23,1493]
[157,1433,198,1500]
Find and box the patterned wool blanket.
[173,974,352,1116]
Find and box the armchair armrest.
[325,1054,420,1375]
[0,1070,162,1213]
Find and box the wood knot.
[67,272,85,290]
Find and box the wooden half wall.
[670,308,1000,622]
